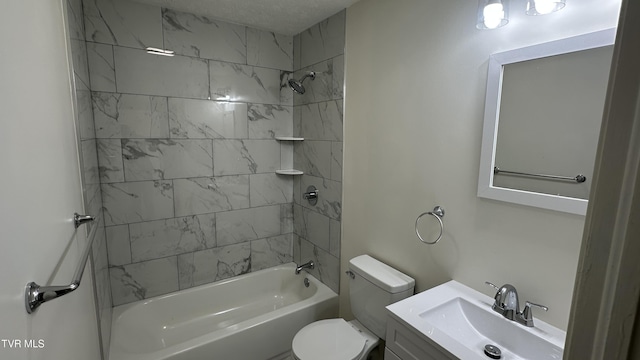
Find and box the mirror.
[478,29,615,215]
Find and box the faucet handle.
[522,301,548,326]
[524,301,548,313]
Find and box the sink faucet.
[485,282,548,327]
[295,261,314,274]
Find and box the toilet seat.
[292,319,367,360]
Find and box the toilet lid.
[292,319,366,360]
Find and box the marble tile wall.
[292,11,345,294]
[83,0,296,306]
[67,0,112,358]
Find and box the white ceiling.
[130,0,360,35]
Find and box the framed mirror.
[477,29,615,215]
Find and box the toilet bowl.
[291,255,415,360]
[291,319,378,360]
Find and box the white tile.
[248,104,292,139]
[71,39,90,88]
[299,100,343,141]
[294,141,332,179]
[332,54,344,100]
[293,106,302,137]
[213,139,280,176]
[85,184,103,222]
[280,71,294,106]
[105,225,131,266]
[250,173,293,207]
[169,98,248,139]
[281,203,294,234]
[293,234,301,264]
[331,142,343,182]
[177,243,250,289]
[102,180,174,225]
[67,0,85,41]
[163,9,246,63]
[122,139,213,181]
[293,204,304,236]
[216,205,281,246]
[209,61,281,104]
[247,28,293,71]
[76,87,95,141]
[300,238,340,293]
[292,177,302,209]
[110,257,179,306]
[173,176,250,216]
[91,221,109,272]
[299,10,345,68]
[297,206,330,251]
[129,214,214,262]
[97,139,124,183]
[251,234,293,271]
[115,47,209,99]
[301,175,341,221]
[93,93,169,139]
[292,60,333,105]
[83,0,163,48]
[293,34,301,71]
[329,219,341,258]
[87,43,115,92]
[81,139,100,186]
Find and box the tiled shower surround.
[292,14,345,294]
[81,0,345,307]
[67,0,112,358]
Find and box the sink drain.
[484,344,502,359]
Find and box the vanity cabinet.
[384,315,457,360]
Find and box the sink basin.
[386,281,565,360]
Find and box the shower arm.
[298,71,316,82]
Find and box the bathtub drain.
[303,278,310,287]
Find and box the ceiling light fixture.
[526,0,566,15]
[477,0,509,30]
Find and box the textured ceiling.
[130,0,360,35]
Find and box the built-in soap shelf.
[275,136,304,141]
[276,137,304,175]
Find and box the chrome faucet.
[295,261,314,275]
[485,282,548,327]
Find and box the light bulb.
[526,0,565,15]
[534,0,556,14]
[483,3,504,29]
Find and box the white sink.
[386,281,565,360]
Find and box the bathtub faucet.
[295,261,314,275]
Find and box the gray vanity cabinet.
[384,315,457,360]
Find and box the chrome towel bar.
[25,213,97,314]
[494,166,586,183]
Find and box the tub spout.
[295,261,314,275]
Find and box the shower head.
[288,71,316,94]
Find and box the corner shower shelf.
[275,137,304,141]
[276,137,303,175]
[275,169,304,176]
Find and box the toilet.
[291,255,415,360]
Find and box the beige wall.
[341,0,620,330]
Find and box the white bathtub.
[108,263,338,360]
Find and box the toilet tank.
[348,255,415,339]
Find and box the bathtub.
[108,263,338,360]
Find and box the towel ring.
[415,206,445,245]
